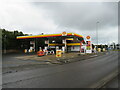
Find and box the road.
[2,51,118,88]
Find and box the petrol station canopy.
[16,32,85,52]
[17,32,84,42]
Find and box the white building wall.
[71,46,80,51]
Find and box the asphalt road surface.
[2,51,119,88]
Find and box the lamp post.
[96,21,99,51]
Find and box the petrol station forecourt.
[16,32,98,56]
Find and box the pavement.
[103,76,118,88]
[2,51,119,88]
[101,72,120,88]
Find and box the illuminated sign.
[86,36,90,39]
[62,32,67,36]
[66,38,74,40]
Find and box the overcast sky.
[0,0,118,44]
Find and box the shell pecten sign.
[86,36,90,39]
[62,31,67,36]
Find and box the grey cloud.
[31,2,118,44]
[0,1,118,44]
[33,2,118,31]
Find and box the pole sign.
[86,36,92,53]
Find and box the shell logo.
[62,31,67,36]
[86,36,90,39]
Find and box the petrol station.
[17,32,93,57]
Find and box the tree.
[2,29,25,50]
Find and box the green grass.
[112,49,120,51]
